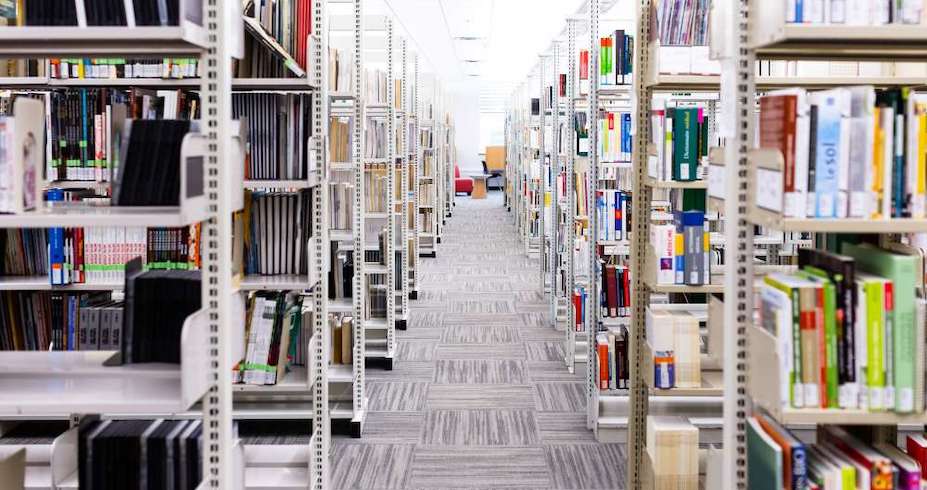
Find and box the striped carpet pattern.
[331,192,626,489]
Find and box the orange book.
[597,335,609,389]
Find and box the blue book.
[616,192,624,241]
[67,296,76,351]
[621,113,632,158]
[673,211,685,284]
[596,192,606,240]
[796,0,804,22]
[47,189,66,285]
[813,91,843,218]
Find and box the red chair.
[454,165,473,195]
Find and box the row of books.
[365,68,389,105]
[649,101,712,183]
[122,265,200,364]
[248,0,313,70]
[651,211,710,286]
[759,86,927,219]
[599,30,634,87]
[0,291,120,351]
[328,244,353,300]
[49,57,199,79]
[329,116,352,163]
[235,291,307,386]
[648,416,698,489]
[365,118,388,159]
[595,327,629,390]
[785,0,926,24]
[243,190,313,276]
[329,182,355,230]
[4,0,187,26]
[330,313,353,365]
[600,262,631,318]
[365,164,388,213]
[748,418,927,490]
[367,275,387,320]
[233,92,314,181]
[572,285,588,332]
[78,419,203,490]
[329,47,353,95]
[595,189,632,242]
[0,224,197,285]
[420,182,434,207]
[762,244,921,412]
[647,306,702,389]
[758,60,927,78]
[657,0,709,46]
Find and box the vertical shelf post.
[352,0,366,425]
[586,0,600,430]
[629,0,655,485]
[385,18,396,355]
[538,56,547,290]
[566,19,577,372]
[201,0,234,485]
[550,43,561,329]
[722,0,755,487]
[313,0,330,485]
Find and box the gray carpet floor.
[331,192,626,490]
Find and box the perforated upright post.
[538,56,547,290]
[412,55,420,296]
[628,0,655,486]
[722,1,755,488]
[385,18,396,356]
[550,44,561,329]
[311,0,330,486]
[400,39,410,323]
[352,0,366,425]
[566,19,577,372]
[201,0,233,486]
[586,0,600,430]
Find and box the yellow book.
[872,108,885,219]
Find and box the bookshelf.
[409,52,421,299]
[418,73,438,259]
[0,1,333,488]
[327,0,369,437]
[716,1,927,488]
[395,36,411,329]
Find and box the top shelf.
[750,22,927,60]
[0,24,209,57]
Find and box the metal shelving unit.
[326,0,367,437]
[396,37,410,329]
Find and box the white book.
[881,105,895,219]
[242,297,265,384]
[760,285,799,408]
[906,94,927,218]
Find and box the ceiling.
[369,0,597,112]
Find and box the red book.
[759,94,797,192]
[559,73,566,97]
[622,268,631,316]
[579,50,589,80]
[605,265,618,317]
[597,337,609,389]
[573,291,582,331]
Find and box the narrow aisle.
[331,192,625,490]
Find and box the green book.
[843,243,916,413]
[747,417,783,490]
[672,107,699,181]
[856,272,888,411]
[797,268,839,408]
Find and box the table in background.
[471,175,488,199]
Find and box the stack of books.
[365,118,388,159]
[329,47,354,94]
[596,327,629,390]
[598,110,632,163]
[599,30,634,87]
[365,164,388,213]
[233,92,314,180]
[329,314,353,366]
[78,419,203,490]
[235,292,309,386]
[748,418,927,489]
[572,285,588,332]
[599,262,631,319]
[49,57,199,79]
[595,189,631,241]
[365,68,389,105]
[646,306,702,389]
[649,100,712,183]
[0,291,124,352]
[646,416,699,489]
[122,263,200,364]
[657,0,710,46]
[761,244,922,413]
[243,190,313,276]
[758,86,927,219]
[651,211,710,286]
[329,116,353,163]
[329,182,355,230]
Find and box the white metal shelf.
[0,24,209,56]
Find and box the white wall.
[449,82,482,173]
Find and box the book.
[747,416,783,490]
[647,416,698,489]
[754,413,808,490]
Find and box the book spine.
[814,95,841,218]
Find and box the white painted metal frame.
[585,0,600,431]
[549,43,561,329]
[565,19,578,373]
[351,0,367,428]
[384,18,397,359]
[539,55,548,291]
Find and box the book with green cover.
[843,243,916,413]
[672,107,699,182]
[856,273,887,411]
[797,268,839,408]
[765,273,819,408]
[747,417,783,490]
